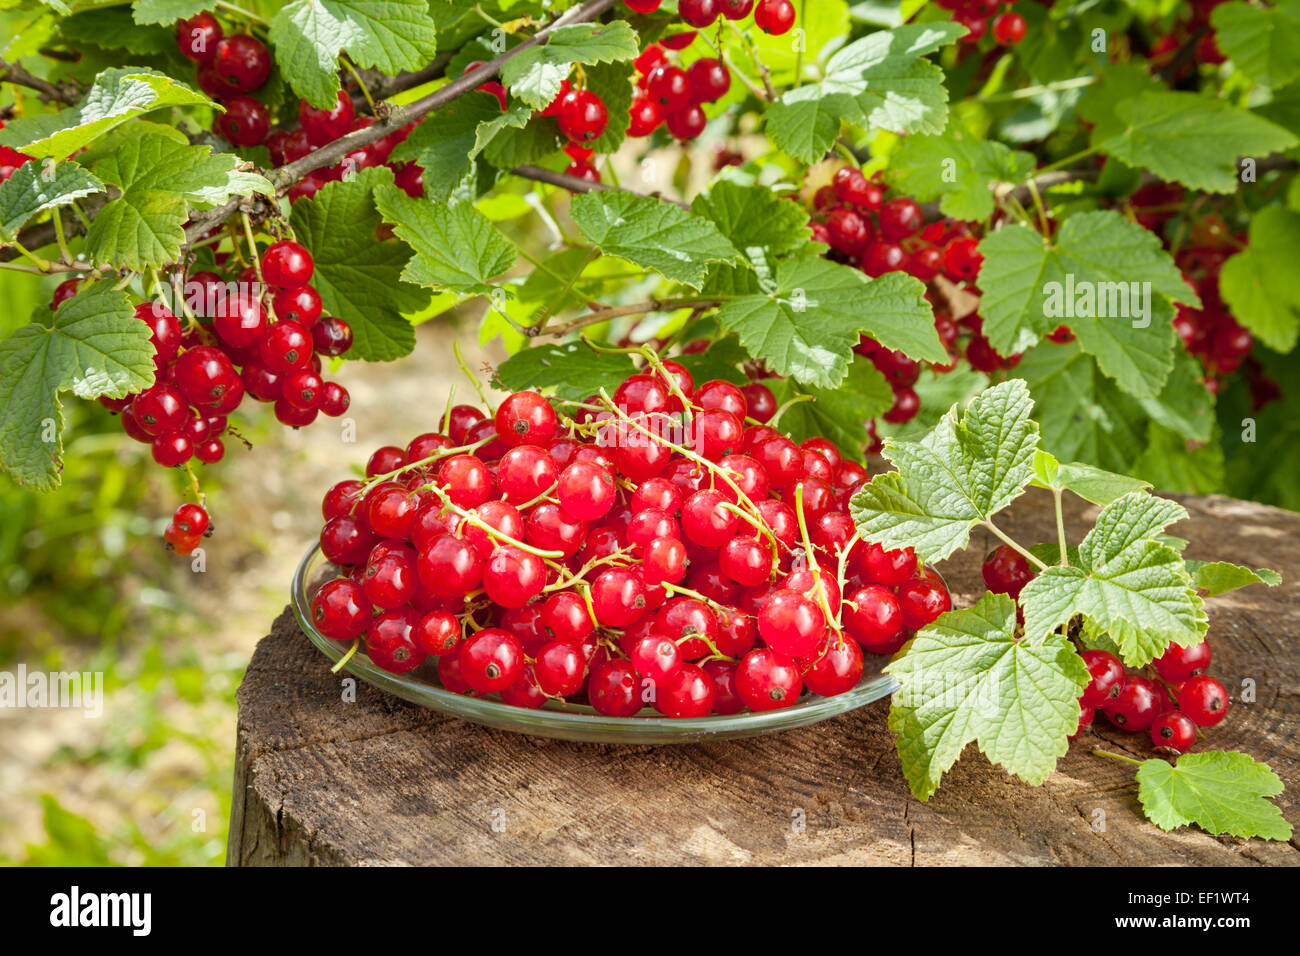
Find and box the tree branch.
[510,164,691,209]
[0,58,82,104]
[537,298,723,338]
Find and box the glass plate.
[292,543,900,744]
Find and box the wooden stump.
[228,490,1300,866]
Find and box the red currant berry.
[458,628,524,692]
[590,568,649,627]
[804,636,864,697]
[588,658,643,716]
[826,207,869,255]
[628,95,663,137]
[417,533,485,596]
[736,647,802,710]
[646,65,692,111]
[483,546,547,609]
[654,663,716,717]
[1104,676,1163,732]
[556,461,616,520]
[271,285,322,327]
[363,551,419,609]
[981,544,1036,599]
[1151,710,1197,754]
[665,104,707,140]
[679,0,720,27]
[176,11,222,64]
[843,584,905,653]
[311,578,372,640]
[556,89,609,143]
[258,320,313,373]
[311,316,352,357]
[212,34,271,92]
[878,197,923,241]
[533,641,585,697]
[1079,649,1126,708]
[741,383,776,423]
[495,390,557,448]
[261,240,314,289]
[754,0,795,35]
[436,454,492,508]
[318,381,350,417]
[132,383,188,436]
[1177,675,1230,727]
[897,571,951,630]
[757,588,826,658]
[415,610,462,657]
[992,11,1026,46]
[215,95,269,146]
[497,444,558,502]
[134,302,183,365]
[681,489,740,547]
[686,57,731,103]
[942,235,982,281]
[1154,640,1212,683]
[365,445,406,476]
[214,294,267,348]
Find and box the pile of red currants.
[309,363,953,718]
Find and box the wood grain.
[228,490,1300,866]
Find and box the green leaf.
[269,0,439,108]
[1029,449,1152,505]
[886,127,1036,221]
[374,183,516,295]
[766,357,893,464]
[1133,422,1225,495]
[0,283,154,491]
[582,60,634,156]
[499,21,639,110]
[1096,92,1297,193]
[1219,206,1300,352]
[390,92,512,202]
[570,190,740,290]
[1077,63,1165,145]
[1019,492,1207,666]
[1136,751,1291,841]
[0,159,104,243]
[718,261,940,389]
[1211,0,1300,90]
[674,336,750,386]
[85,134,273,270]
[0,68,214,160]
[1184,561,1282,597]
[132,0,210,25]
[977,211,1193,397]
[766,22,966,163]
[290,168,430,361]
[1138,348,1216,443]
[887,592,1089,802]
[481,112,565,168]
[61,7,174,55]
[689,179,813,259]
[1017,341,1147,474]
[494,341,637,400]
[849,379,1038,562]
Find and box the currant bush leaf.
[1094,92,1297,194]
[976,210,1194,397]
[132,1,210,26]
[0,159,104,243]
[494,342,637,400]
[674,337,750,386]
[61,7,175,56]
[1219,206,1300,353]
[0,283,154,492]
[582,60,634,156]
[886,127,1036,221]
[1211,0,1300,90]
[718,261,940,389]
[690,180,814,260]
[390,92,514,202]
[850,379,1038,562]
[1184,561,1282,597]
[1137,348,1216,444]
[290,169,430,361]
[1017,341,1147,474]
[1029,449,1151,505]
[499,21,639,110]
[765,357,893,464]
[1019,492,1207,666]
[766,22,966,163]
[1136,751,1292,841]
[85,134,273,270]
[886,592,1089,802]
[0,68,214,160]
[269,0,439,108]
[570,191,741,290]
[374,183,516,295]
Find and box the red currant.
[1177,675,1229,727]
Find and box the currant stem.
[1091,748,1143,767]
[982,519,1049,571]
[767,393,813,429]
[1052,488,1069,567]
[331,638,360,673]
[793,484,842,632]
[340,56,377,114]
[356,437,491,499]
[422,482,566,559]
[453,340,495,411]
[239,211,276,321]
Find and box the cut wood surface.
[228,490,1300,866]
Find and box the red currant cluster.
[1149,0,1228,74]
[85,240,351,553]
[176,11,274,147]
[309,363,952,717]
[0,118,34,183]
[981,542,1229,755]
[628,40,728,145]
[807,165,1010,441]
[627,0,795,36]
[934,0,1027,46]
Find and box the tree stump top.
[228,490,1300,866]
